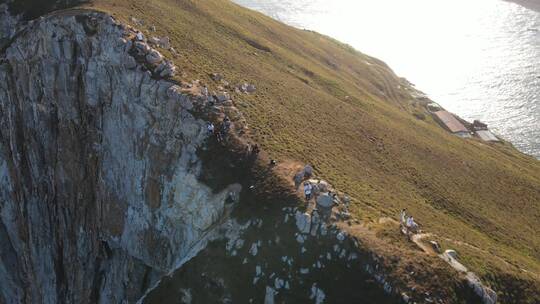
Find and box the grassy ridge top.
[82,0,540,297]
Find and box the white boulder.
[295,212,311,234]
[264,286,276,304]
[146,49,163,64]
[310,284,326,304]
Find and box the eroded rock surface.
[144,205,403,304]
[0,10,239,303]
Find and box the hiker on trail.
[215,127,223,142]
[207,122,215,135]
[304,182,313,201]
[251,144,260,157]
[406,216,413,228]
[218,124,228,141]
[269,159,277,166]
[219,116,231,140]
[406,216,418,233]
[223,116,231,130]
[225,192,236,205]
[400,209,407,226]
[399,209,412,235]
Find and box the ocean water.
[233,0,540,159]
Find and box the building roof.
[433,111,469,133]
[476,130,499,142]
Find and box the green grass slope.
[80,0,540,300]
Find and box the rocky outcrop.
[442,250,497,304]
[144,204,403,303]
[0,3,22,48]
[0,9,242,303]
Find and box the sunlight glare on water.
[233,0,540,158]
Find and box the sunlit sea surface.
[233,0,540,159]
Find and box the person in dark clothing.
[217,116,231,142]
[206,122,215,135]
[215,127,223,142]
[223,116,231,131]
[251,144,260,157]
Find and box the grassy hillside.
[79,0,540,300]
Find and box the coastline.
[506,0,540,12]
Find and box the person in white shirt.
[400,209,407,226]
[207,122,214,135]
[303,182,313,201]
[406,216,418,233]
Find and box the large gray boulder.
[445,249,458,260]
[158,36,171,49]
[146,49,163,64]
[149,36,160,45]
[246,84,257,93]
[155,60,177,78]
[316,193,334,208]
[295,212,311,234]
[216,92,230,102]
[134,41,150,55]
[466,273,497,304]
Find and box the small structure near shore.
[432,110,471,138]
[427,102,442,112]
[476,130,500,142]
[472,120,488,131]
[471,120,500,142]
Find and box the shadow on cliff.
[196,132,301,224]
[4,0,90,20]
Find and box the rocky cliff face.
[0,9,243,303]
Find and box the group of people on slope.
[206,116,232,143]
[400,208,419,235]
[243,143,260,162]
